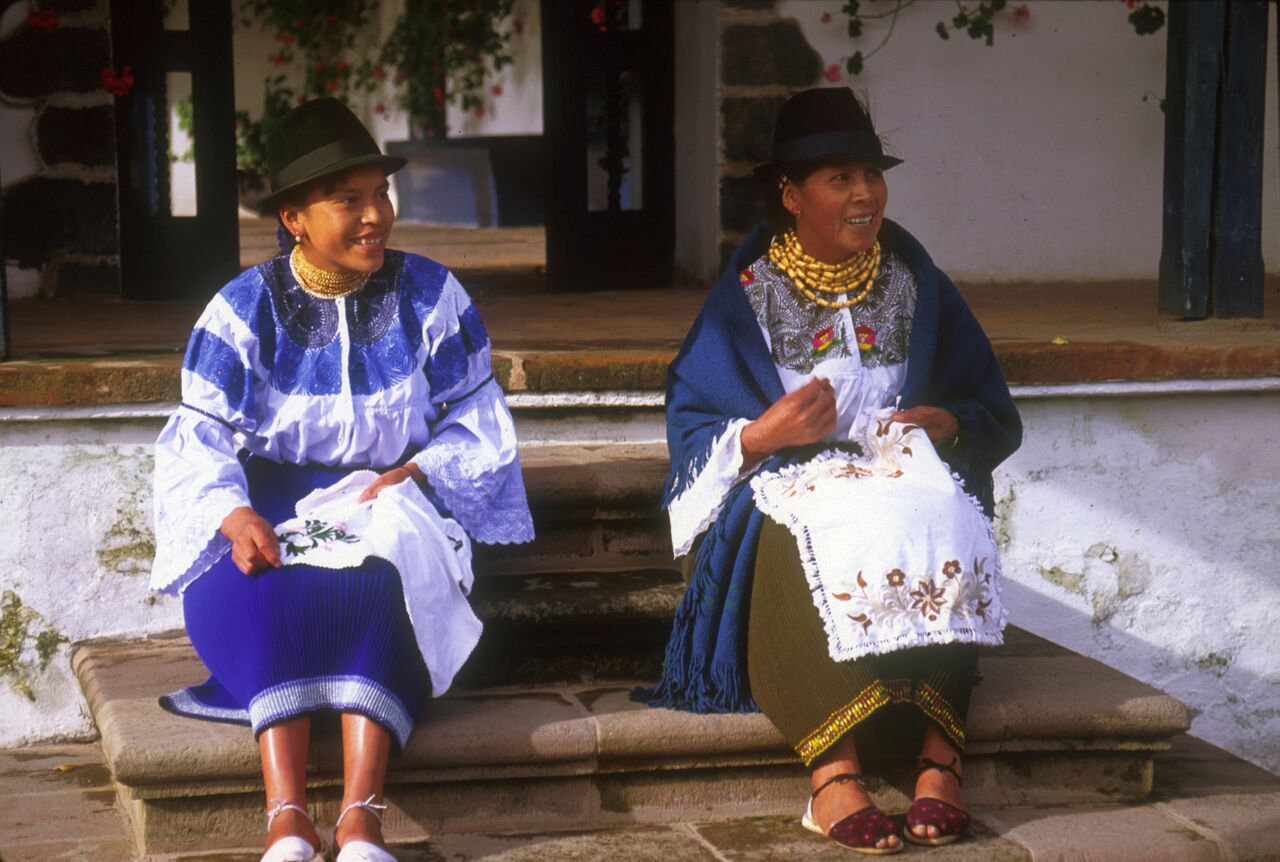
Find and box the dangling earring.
[294,234,302,244]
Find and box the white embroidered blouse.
[666,250,917,557]
[151,250,534,595]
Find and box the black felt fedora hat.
[259,97,406,214]
[754,87,902,179]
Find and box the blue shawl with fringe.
[638,220,1022,714]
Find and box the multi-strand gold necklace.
[767,229,881,309]
[290,244,370,300]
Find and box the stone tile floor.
[2,735,1277,862]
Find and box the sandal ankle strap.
[916,755,963,786]
[335,793,388,829]
[266,799,313,828]
[811,772,868,800]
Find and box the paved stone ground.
[3,735,1277,862]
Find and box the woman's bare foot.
[334,804,386,850]
[265,805,322,852]
[811,738,902,852]
[910,726,967,842]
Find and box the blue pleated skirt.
[159,456,430,750]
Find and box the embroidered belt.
[795,679,966,766]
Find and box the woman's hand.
[889,406,959,444]
[741,377,837,469]
[219,507,282,576]
[357,463,426,503]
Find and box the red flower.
[335,60,349,73]
[820,11,832,24]
[292,17,304,29]
[26,8,59,32]
[100,65,135,98]
[490,84,503,97]
[1012,3,1030,23]
[325,79,341,92]
[1125,0,1136,7]
[432,86,445,104]
[275,31,295,45]
[513,19,524,35]
[374,103,386,114]
[854,326,876,350]
[739,269,755,287]
[327,12,339,23]
[824,63,841,83]
[590,5,606,27]
[272,53,288,66]
[373,66,385,81]
[473,106,485,118]
[812,327,835,352]
[314,61,325,72]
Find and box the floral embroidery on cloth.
[750,409,1006,662]
[271,471,482,697]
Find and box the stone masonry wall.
[0,0,121,300]
[716,0,821,269]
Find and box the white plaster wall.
[1,389,1278,773]
[995,392,1280,772]
[780,0,1280,282]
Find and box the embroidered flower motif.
[812,327,835,352]
[887,568,906,587]
[942,560,962,579]
[277,519,360,556]
[910,579,947,621]
[854,325,877,352]
[740,268,755,287]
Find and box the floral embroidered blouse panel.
[151,250,535,595]
[667,250,918,557]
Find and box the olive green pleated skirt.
[743,518,981,767]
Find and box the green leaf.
[935,21,951,40]
[1128,4,1165,36]
[848,18,863,38]
[846,51,864,75]
[953,12,969,28]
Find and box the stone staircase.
[72,443,1192,857]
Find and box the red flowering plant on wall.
[232,0,516,170]
[26,7,59,32]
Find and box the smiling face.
[782,160,887,263]
[279,164,395,274]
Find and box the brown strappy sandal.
[904,755,971,847]
[801,772,903,855]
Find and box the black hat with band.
[754,87,902,180]
[259,97,407,214]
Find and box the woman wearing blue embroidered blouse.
[149,98,534,862]
[643,88,1021,854]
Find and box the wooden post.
[0,155,9,362]
[1211,0,1268,318]
[1158,1,1225,319]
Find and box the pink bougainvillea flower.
[325,79,340,92]
[590,5,606,26]
[514,18,525,35]
[824,63,841,83]
[854,326,876,350]
[272,52,288,67]
[335,60,349,73]
[821,11,832,24]
[473,106,485,118]
[812,327,836,352]
[491,84,503,97]
[27,8,59,31]
[432,85,445,104]
[1012,3,1030,23]
[373,66,385,81]
[100,65,135,98]
[374,103,386,115]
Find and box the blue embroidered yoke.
[641,221,1022,713]
[151,249,534,595]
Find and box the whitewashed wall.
[1,387,1278,775]
[777,0,1279,283]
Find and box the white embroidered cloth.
[271,471,481,698]
[750,413,1006,662]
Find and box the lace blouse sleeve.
[151,290,263,594]
[409,273,534,545]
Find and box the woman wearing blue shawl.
[150,99,534,862]
[642,88,1021,853]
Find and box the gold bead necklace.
[290,244,370,300]
[767,229,881,309]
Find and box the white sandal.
[261,799,321,862]
[335,794,395,862]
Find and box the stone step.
[73,635,1190,856]
[460,568,683,688]
[476,443,673,575]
